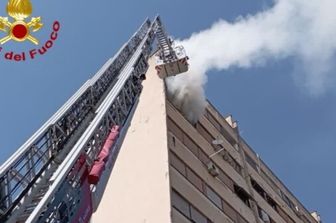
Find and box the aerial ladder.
[154,18,189,78]
[0,16,189,223]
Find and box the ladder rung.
[25,202,38,211]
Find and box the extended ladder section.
[154,17,175,60]
[154,17,189,78]
[0,16,188,223]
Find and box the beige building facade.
[92,59,320,223]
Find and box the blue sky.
[0,0,333,222]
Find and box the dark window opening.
[251,179,266,198]
[266,194,277,210]
[251,179,278,211]
[234,185,251,208]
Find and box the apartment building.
[92,58,320,223]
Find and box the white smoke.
[166,0,336,123]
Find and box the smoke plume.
[166,0,336,123]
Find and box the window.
[223,150,242,175]
[198,149,210,165]
[170,159,247,223]
[280,190,296,210]
[245,153,258,172]
[169,152,186,176]
[183,133,200,157]
[234,185,251,208]
[265,194,277,210]
[196,122,214,144]
[251,179,266,198]
[171,190,212,223]
[204,109,221,131]
[222,200,238,222]
[172,191,190,218]
[217,169,234,191]
[186,167,204,192]
[167,118,183,141]
[190,206,208,223]
[260,169,279,193]
[251,178,278,211]
[205,185,222,209]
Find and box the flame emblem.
[0,0,43,45]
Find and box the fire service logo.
[0,0,60,61]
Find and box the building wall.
[205,103,317,223]
[92,58,171,223]
[167,102,255,223]
[167,100,317,223]
[91,56,317,223]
